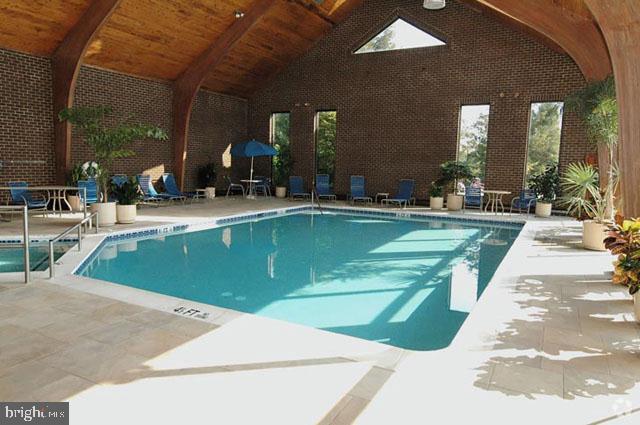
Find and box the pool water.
[0,244,72,272]
[79,212,521,350]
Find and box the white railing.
[0,205,30,283]
[48,211,99,278]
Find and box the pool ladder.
[0,205,30,283]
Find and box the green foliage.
[528,165,559,203]
[110,176,142,206]
[197,163,217,188]
[59,106,168,201]
[437,161,473,193]
[526,103,563,179]
[271,113,293,187]
[605,217,640,295]
[458,112,488,179]
[428,182,443,198]
[67,163,85,186]
[359,26,395,52]
[316,111,337,181]
[559,162,609,222]
[566,76,618,148]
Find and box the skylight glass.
[355,18,446,54]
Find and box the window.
[315,111,337,182]
[270,112,291,184]
[355,18,445,54]
[457,105,490,180]
[525,102,564,182]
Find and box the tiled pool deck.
[1,198,639,424]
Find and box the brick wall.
[248,0,592,200]
[0,48,247,194]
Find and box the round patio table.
[484,190,511,214]
[241,179,261,199]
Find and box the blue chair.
[8,182,48,214]
[316,174,336,201]
[137,174,183,203]
[464,186,484,210]
[348,176,372,204]
[510,189,537,214]
[162,173,196,202]
[254,176,271,197]
[289,176,311,200]
[77,179,100,209]
[382,179,415,209]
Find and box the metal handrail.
[48,211,99,278]
[0,205,30,283]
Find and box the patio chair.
[316,174,336,201]
[77,179,100,209]
[137,174,183,203]
[8,182,48,215]
[348,176,372,204]
[224,176,245,198]
[510,189,537,214]
[289,176,311,200]
[463,186,484,211]
[381,179,415,209]
[254,176,271,197]
[162,173,197,203]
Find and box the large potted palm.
[59,106,168,226]
[438,161,472,211]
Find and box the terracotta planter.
[447,194,463,211]
[116,204,137,224]
[583,220,607,251]
[430,196,444,210]
[275,187,287,198]
[91,202,116,227]
[535,202,552,217]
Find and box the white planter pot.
[582,220,607,251]
[634,292,640,322]
[430,196,444,210]
[535,202,552,217]
[91,202,116,227]
[204,187,216,199]
[116,204,137,224]
[67,194,83,212]
[275,186,287,198]
[447,194,463,211]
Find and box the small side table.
[195,189,207,201]
[375,192,389,204]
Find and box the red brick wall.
[248,0,592,200]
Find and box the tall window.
[270,112,290,184]
[315,111,337,182]
[525,102,564,181]
[457,105,490,180]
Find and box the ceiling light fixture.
[423,0,446,10]
[234,10,245,19]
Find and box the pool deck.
[1,198,638,424]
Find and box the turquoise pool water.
[79,212,521,350]
[0,244,71,272]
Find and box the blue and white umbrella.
[230,139,277,194]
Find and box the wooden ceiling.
[0,0,609,98]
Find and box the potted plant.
[528,165,559,217]
[437,161,472,211]
[560,162,611,250]
[429,182,444,210]
[59,106,167,226]
[197,162,217,199]
[66,161,101,211]
[273,142,294,198]
[111,176,142,224]
[604,218,640,319]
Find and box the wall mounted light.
[234,10,245,19]
[423,0,446,10]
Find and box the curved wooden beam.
[52,0,121,183]
[173,0,278,190]
[584,0,640,216]
[472,0,611,81]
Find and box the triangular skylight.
[355,18,446,54]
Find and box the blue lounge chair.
[8,182,48,214]
[316,174,336,201]
[510,189,537,214]
[162,173,197,202]
[289,176,311,200]
[224,176,245,198]
[137,174,183,203]
[464,186,484,210]
[382,179,415,209]
[348,176,372,204]
[77,179,100,209]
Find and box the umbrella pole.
[249,157,255,199]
